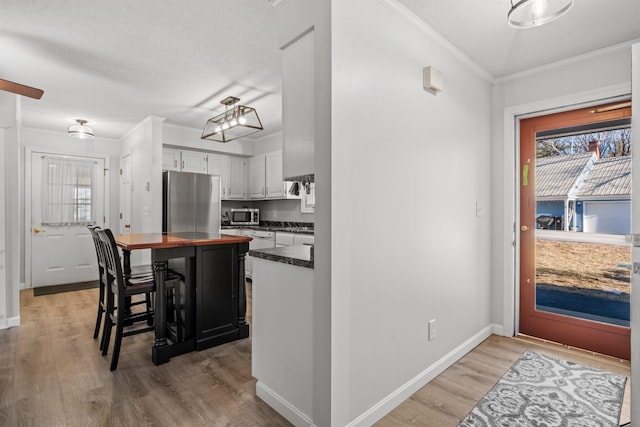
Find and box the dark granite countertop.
[249,245,314,269]
[221,222,314,235]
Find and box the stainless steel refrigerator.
[162,171,221,233]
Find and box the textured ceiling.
[0,0,281,140]
[1,0,640,140]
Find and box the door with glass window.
[519,101,632,360]
[30,152,105,287]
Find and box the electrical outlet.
[428,319,437,341]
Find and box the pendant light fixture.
[508,0,574,29]
[68,119,95,139]
[201,96,263,143]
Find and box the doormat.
[458,350,626,426]
[33,280,99,296]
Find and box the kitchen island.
[115,232,252,365]
[248,244,314,425]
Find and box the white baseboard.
[0,316,20,329]
[346,325,496,427]
[256,381,315,427]
[491,323,506,336]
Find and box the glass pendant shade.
[68,119,95,139]
[202,97,263,143]
[508,0,574,29]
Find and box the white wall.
[332,1,492,425]
[630,41,639,425]
[120,116,165,265]
[0,129,5,324]
[0,93,22,328]
[278,0,332,425]
[491,44,633,336]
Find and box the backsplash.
[221,199,314,224]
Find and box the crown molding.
[496,37,640,83]
[376,0,495,83]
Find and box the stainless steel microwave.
[229,208,259,225]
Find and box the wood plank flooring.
[0,286,631,426]
[0,284,290,426]
[377,334,631,426]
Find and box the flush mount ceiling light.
[68,119,94,139]
[201,96,263,143]
[508,0,574,29]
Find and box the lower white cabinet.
[275,232,314,247]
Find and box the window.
[41,156,97,225]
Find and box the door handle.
[33,227,46,233]
[521,225,530,231]
[124,224,131,229]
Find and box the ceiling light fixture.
[68,119,95,139]
[508,0,574,29]
[201,96,263,143]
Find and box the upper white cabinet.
[250,151,287,200]
[266,152,285,199]
[208,154,229,199]
[162,147,291,201]
[282,30,314,179]
[248,155,266,199]
[228,156,247,200]
[162,148,181,171]
[181,150,208,174]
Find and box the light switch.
[144,206,150,216]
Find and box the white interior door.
[30,152,105,287]
[119,154,132,234]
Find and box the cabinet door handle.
[182,160,185,169]
[222,188,225,196]
[174,160,177,168]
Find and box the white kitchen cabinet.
[248,155,266,199]
[181,150,208,174]
[275,232,295,247]
[208,154,229,199]
[162,148,181,171]
[248,151,287,200]
[228,156,247,199]
[265,151,285,198]
[276,232,314,247]
[282,30,314,179]
[294,234,314,246]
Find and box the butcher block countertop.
[115,232,252,250]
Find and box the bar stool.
[88,225,156,351]
[97,228,183,371]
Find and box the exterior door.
[30,152,105,287]
[519,102,632,359]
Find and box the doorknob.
[521,225,530,231]
[33,227,45,233]
[124,224,131,229]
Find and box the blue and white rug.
[459,350,626,427]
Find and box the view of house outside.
[535,127,631,327]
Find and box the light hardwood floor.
[377,334,631,426]
[0,286,631,426]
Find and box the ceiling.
[2,0,640,140]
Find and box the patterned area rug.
[459,350,626,427]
